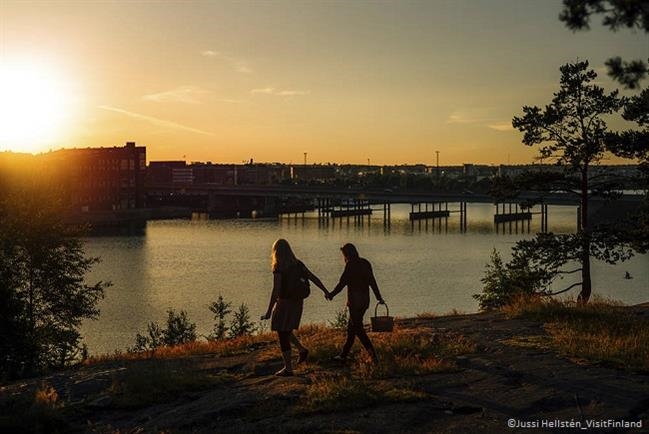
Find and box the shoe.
[297,349,309,364]
[274,368,294,377]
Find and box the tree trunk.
[577,165,591,303]
[579,238,592,303]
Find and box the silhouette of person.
[326,243,384,363]
[261,239,329,376]
[625,271,633,279]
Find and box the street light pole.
[435,150,440,179]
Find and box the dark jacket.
[330,257,382,310]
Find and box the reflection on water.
[82,203,648,355]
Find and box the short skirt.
[271,298,304,331]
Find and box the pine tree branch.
[546,281,583,296]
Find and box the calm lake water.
[82,203,648,355]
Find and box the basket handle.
[374,301,389,317]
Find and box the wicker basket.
[370,302,394,332]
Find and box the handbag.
[370,301,394,332]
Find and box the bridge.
[145,183,645,232]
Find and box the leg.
[289,332,307,352]
[339,308,357,359]
[350,308,377,361]
[276,331,293,375]
[290,331,309,364]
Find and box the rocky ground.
[2,308,648,433]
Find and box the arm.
[327,264,350,300]
[304,265,328,295]
[262,273,281,320]
[367,262,384,303]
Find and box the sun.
[0,60,72,153]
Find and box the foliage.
[559,0,649,88]
[507,61,643,302]
[327,307,349,330]
[129,309,197,353]
[208,294,232,340]
[228,303,257,338]
[473,249,545,310]
[0,189,108,379]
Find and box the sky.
[1,0,647,165]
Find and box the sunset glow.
[0,60,74,153]
[1,1,647,164]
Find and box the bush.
[129,309,197,353]
[328,307,348,330]
[228,304,257,338]
[208,295,232,340]
[473,249,543,310]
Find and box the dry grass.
[353,328,475,379]
[86,332,276,365]
[298,373,428,414]
[503,295,649,371]
[0,383,68,433]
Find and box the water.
[81,203,649,355]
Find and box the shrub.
[208,295,232,340]
[328,307,348,330]
[473,249,544,310]
[228,303,257,338]
[129,309,196,353]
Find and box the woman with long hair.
[261,239,329,376]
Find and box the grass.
[86,332,277,365]
[503,295,649,372]
[289,322,474,414]
[2,317,475,423]
[298,374,428,414]
[0,382,69,433]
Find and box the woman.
[261,239,329,376]
[326,243,384,363]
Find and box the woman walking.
[327,243,384,363]
[261,239,329,376]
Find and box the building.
[289,164,337,182]
[41,142,146,212]
[148,161,193,184]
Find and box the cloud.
[250,87,310,96]
[98,105,214,136]
[445,109,491,125]
[142,86,209,104]
[487,122,514,132]
[202,49,252,74]
[446,109,513,132]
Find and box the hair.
[340,243,359,262]
[271,239,299,272]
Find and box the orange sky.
[1,1,646,165]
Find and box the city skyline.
[1,0,646,165]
